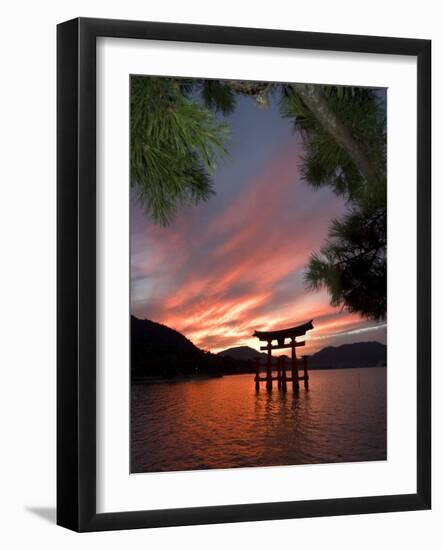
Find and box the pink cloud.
[131,141,382,354]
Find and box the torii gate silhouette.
[253,320,314,392]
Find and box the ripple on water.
[131,367,386,473]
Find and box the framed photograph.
[57,17,431,532]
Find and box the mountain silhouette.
[218,345,283,365]
[131,316,386,381]
[131,316,255,380]
[131,316,198,354]
[218,346,265,361]
[217,341,386,369]
[308,341,386,369]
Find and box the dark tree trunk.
[227,80,380,185]
[292,83,379,185]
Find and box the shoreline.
[132,373,224,385]
[132,364,386,385]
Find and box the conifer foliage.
[130,77,229,225]
[281,85,386,320]
[130,77,387,320]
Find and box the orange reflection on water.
[131,368,387,473]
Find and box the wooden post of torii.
[291,337,300,391]
[266,343,272,391]
[252,320,314,392]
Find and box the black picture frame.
[57,17,431,532]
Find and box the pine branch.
[292,84,380,186]
[130,76,229,225]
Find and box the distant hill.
[217,345,283,365]
[131,316,386,380]
[309,341,386,369]
[218,346,265,361]
[217,341,386,370]
[131,316,255,380]
[131,316,198,355]
[131,316,201,379]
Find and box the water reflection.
[131,367,386,473]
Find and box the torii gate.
[253,320,314,392]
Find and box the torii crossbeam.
[253,320,314,392]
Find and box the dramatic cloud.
[131,95,386,354]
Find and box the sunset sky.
[130,91,386,354]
